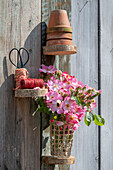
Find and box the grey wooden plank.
[71,0,99,170]
[59,165,70,170]
[15,98,40,170]
[41,1,72,170]
[0,0,41,169]
[42,156,75,165]
[15,89,48,98]
[100,0,113,169]
[43,45,76,55]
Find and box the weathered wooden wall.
[71,0,99,169]
[101,0,113,169]
[41,1,71,170]
[41,0,113,170]
[0,0,112,169]
[0,0,41,169]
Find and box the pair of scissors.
[9,47,29,68]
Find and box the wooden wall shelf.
[15,89,48,98]
[43,45,77,55]
[42,156,75,165]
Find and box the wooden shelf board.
[43,45,77,55]
[42,156,75,165]
[15,89,48,98]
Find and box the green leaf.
[71,96,76,100]
[94,114,105,126]
[37,97,52,115]
[84,112,94,126]
[71,96,80,105]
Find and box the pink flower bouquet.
[38,64,105,131]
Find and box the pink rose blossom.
[45,91,62,102]
[39,64,57,74]
[61,71,68,78]
[62,97,77,114]
[90,100,97,109]
[66,113,79,124]
[47,79,63,91]
[38,65,102,131]
[73,124,80,131]
[99,89,102,94]
[56,121,64,126]
[49,100,63,114]
[58,88,71,97]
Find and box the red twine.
[20,78,44,89]
[15,68,29,89]
[15,68,44,89]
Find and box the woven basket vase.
[50,121,74,158]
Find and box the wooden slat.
[42,156,75,165]
[41,1,72,170]
[15,89,48,98]
[43,45,76,55]
[0,0,41,169]
[43,45,77,55]
[70,0,98,170]
[100,0,113,169]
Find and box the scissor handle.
[9,47,29,68]
[19,47,29,66]
[9,48,19,67]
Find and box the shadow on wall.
[0,22,56,169]
[0,22,54,169]
[0,56,16,169]
[23,22,54,152]
[22,22,55,78]
[23,22,55,130]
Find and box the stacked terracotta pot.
[43,9,76,55]
[46,10,73,46]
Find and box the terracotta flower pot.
[47,27,72,33]
[43,9,77,55]
[47,32,72,40]
[48,10,70,28]
[46,39,73,46]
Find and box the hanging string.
[20,78,44,89]
[15,68,29,89]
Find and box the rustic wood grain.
[58,165,70,170]
[70,0,99,170]
[100,0,113,169]
[0,0,41,169]
[42,164,55,170]
[41,1,72,170]
[42,156,75,165]
[15,89,48,98]
[43,45,77,55]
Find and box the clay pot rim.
[43,45,77,55]
[47,30,72,33]
[47,33,72,40]
[48,26,72,29]
[46,38,72,41]
[51,9,67,13]
[46,39,73,46]
[47,27,72,33]
[47,32,72,34]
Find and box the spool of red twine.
[15,68,29,89]
[20,78,44,89]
